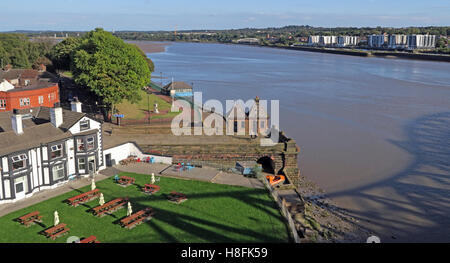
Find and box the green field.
[0,172,290,243]
[115,89,178,120]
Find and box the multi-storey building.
[368,34,388,48]
[0,68,60,112]
[388,34,408,49]
[407,34,436,49]
[319,36,337,46]
[0,101,104,203]
[307,36,320,46]
[337,36,360,47]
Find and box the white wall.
[102,142,172,168]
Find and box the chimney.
[70,98,82,113]
[11,109,23,135]
[50,102,63,128]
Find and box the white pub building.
[0,101,104,203]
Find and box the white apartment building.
[307,36,320,46]
[337,36,360,47]
[368,34,388,48]
[319,36,337,46]
[388,34,408,49]
[407,34,436,49]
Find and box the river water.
[147,42,450,242]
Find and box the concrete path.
[0,171,116,217]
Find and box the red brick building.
[0,68,59,112]
[0,83,59,112]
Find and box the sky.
[0,0,449,31]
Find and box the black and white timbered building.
[0,101,104,203]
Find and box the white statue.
[99,193,105,206]
[151,173,155,184]
[154,103,159,114]
[91,178,96,191]
[127,202,133,217]
[54,211,60,226]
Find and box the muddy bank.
[126,40,171,54]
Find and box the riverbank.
[126,40,171,53]
[128,38,450,62]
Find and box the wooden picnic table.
[143,184,160,195]
[92,197,128,217]
[80,235,100,243]
[67,189,101,207]
[119,208,154,229]
[18,211,42,227]
[44,223,70,240]
[118,176,135,186]
[167,191,188,204]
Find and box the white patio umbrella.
[151,173,155,184]
[54,211,60,226]
[91,178,96,191]
[127,202,133,217]
[99,193,105,206]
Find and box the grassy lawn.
[115,89,178,120]
[0,173,290,243]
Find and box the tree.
[71,28,151,117]
[50,37,81,71]
[129,43,155,72]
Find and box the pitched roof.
[163,81,192,91]
[0,107,88,156]
[0,123,72,156]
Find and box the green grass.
[115,89,177,120]
[0,173,290,243]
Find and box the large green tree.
[50,37,81,71]
[71,28,152,116]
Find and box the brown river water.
[145,42,450,242]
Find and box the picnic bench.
[142,184,160,195]
[119,156,137,166]
[119,208,155,229]
[117,176,135,187]
[43,223,70,240]
[167,191,188,204]
[67,189,101,207]
[80,235,100,243]
[92,197,128,217]
[17,211,42,227]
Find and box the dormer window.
[80,120,90,131]
[12,154,27,170]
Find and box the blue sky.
[0,0,449,31]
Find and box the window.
[12,154,27,170]
[38,96,44,104]
[260,121,265,128]
[19,98,30,107]
[241,121,245,128]
[52,163,65,181]
[86,137,95,150]
[0,99,6,108]
[48,93,55,101]
[24,79,30,86]
[78,158,86,170]
[76,138,85,151]
[80,120,90,131]
[50,144,63,159]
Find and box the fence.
[261,176,301,243]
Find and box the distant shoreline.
[126,39,450,63]
[126,40,171,54]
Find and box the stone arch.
[257,156,275,174]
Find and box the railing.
[261,176,301,243]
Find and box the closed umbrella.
[54,211,60,226]
[91,178,96,191]
[127,202,133,217]
[151,173,155,184]
[99,193,105,206]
